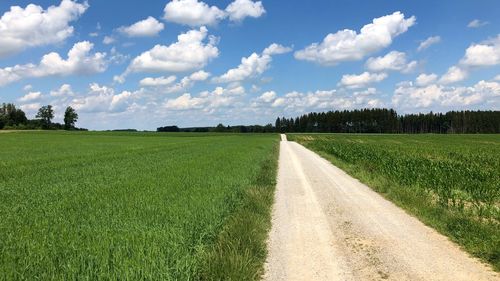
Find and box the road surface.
[263,134,498,281]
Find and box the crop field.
[289,134,500,270]
[0,131,278,280]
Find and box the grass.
[289,133,500,271]
[0,131,279,280]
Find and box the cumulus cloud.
[393,80,500,110]
[225,0,265,22]
[139,75,177,87]
[19,103,41,113]
[213,43,291,83]
[252,89,384,112]
[123,27,218,77]
[163,0,226,26]
[141,70,211,93]
[436,35,500,85]
[0,41,107,87]
[467,19,488,28]
[256,91,277,103]
[163,0,265,26]
[0,0,88,58]
[50,84,75,97]
[338,72,388,88]
[439,66,468,84]
[18,91,42,102]
[417,36,441,52]
[415,73,438,86]
[70,83,134,113]
[460,35,500,67]
[495,75,500,81]
[294,11,415,65]
[164,84,244,110]
[118,17,164,37]
[365,51,417,73]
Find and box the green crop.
[289,133,500,270]
[0,131,278,280]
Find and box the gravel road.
[263,135,499,281]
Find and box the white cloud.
[0,41,107,87]
[294,11,415,65]
[365,51,417,73]
[18,91,42,102]
[19,103,41,112]
[141,70,211,93]
[103,36,115,45]
[23,84,33,91]
[0,0,88,58]
[460,35,500,67]
[189,70,211,81]
[71,83,134,113]
[140,75,177,87]
[164,84,244,110]
[255,89,384,112]
[393,80,500,110]
[417,36,441,52]
[415,73,438,86]
[125,27,218,75]
[164,93,205,110]
[339,72,388,88]
[257,91,277,103]
[225,0,265,22]
[495,75,500,81]
[467,19,488,28]
[50,84,75,97]
[435,35,500,85]
[262,43,292,56]
[439,66,468,84]
[118,17,164,37]
[163,0,226,26]
[214,43,291,83]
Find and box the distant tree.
[0,103,27,129]
[214,123,226,132]
[36,105,54,129]
[157,125,180,132]
[64,106,78,130]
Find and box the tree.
[36,105,54,129]
[0,103,27,129]
[64,106,78,130]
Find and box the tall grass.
[0,131,278,280]
[289,133,500,271]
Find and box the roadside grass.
[0,131,279,280]
[289,134,500,271]
[199,143,278,280]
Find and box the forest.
[274,109,500,134]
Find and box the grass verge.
[198,140,279,280]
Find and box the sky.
[0,0,499,130]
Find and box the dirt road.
[263,135,498,281]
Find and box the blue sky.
[0,0,499,130]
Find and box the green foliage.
[290,133,500,270]
[0,131,278,280]
[0,103,27,129]
[36,105,54,128]
[63,106,78,130]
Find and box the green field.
[0,131,278,280]
[289,133,500,270]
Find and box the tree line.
[0,103,84,131]
[275,109,500,134]
[158,109,499,134]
